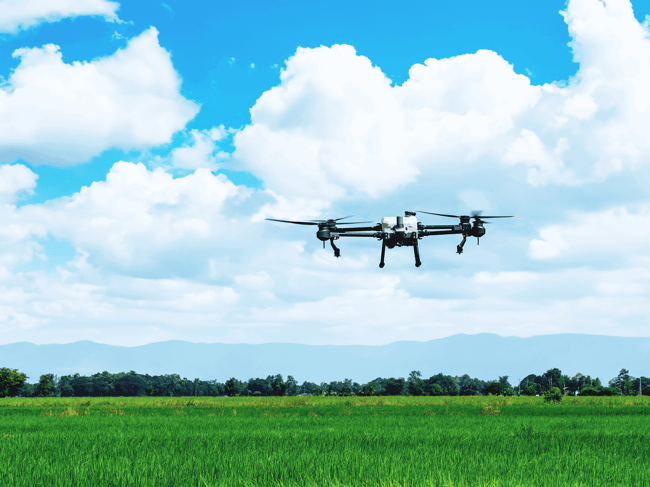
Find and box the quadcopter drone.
[267,211,517,268]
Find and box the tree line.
[1,366,649,398]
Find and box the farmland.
[1,396,649,486]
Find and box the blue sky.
[1,0,650,346]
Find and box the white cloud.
[232,0,650,209]
[4,162,248,275]
[0,164,38,204]
[0,0,121,34]
[529,206,650,261]
[233,45,538,204]
[167,126,232,170]
[503,129,575,186]
[472,271,538,285]
[0,27,199,163]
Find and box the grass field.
[1,396,649,486]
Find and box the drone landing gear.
[330,238,341,258]
[379,240,386,268]
[413,239,421,267]
[457,235,467,255]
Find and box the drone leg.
[330,238,341,258]
[379,240,386,268]
[413,239,422,267]
[457,235,467,255]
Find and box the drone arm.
[419,224,462,231]
[336,224,382,233]
[336,232,382,238]
[419,229,464,237]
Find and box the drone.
[266,211,517,268]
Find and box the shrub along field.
[1,396,649,486]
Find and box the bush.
[520,385,537,396]
[579,385,598,396]
[544,387,562,403]
[597,387,621,396]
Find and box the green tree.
[521,385,537,396]
[247,378,272,396]
[0,368,28,398]
[225,377,239,397]
[429,383,444,396]
[285,375,298,396]
[71,376,94,397]
[272,374,287,396]
[597,386,621,396]
[485,382,507,396]
[427,374,458,396]
[384,378,405,396]
[579,384,599,396]
[408,371,424,396]
[299,381,318,395]
[566,373,586,395]
[457,374,484,396]
[114,375,146,396]
[92,372,114,397]
[36,374,55,397]
[610,369,632,395]
[359,384,377,396]
[542,368,564,392]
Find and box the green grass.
[1,396,649,486]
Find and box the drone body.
[267,211,516,268]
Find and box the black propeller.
[417,210,518,221]
[266,216,373,226]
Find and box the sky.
[1,0,650,347]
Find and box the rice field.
[1,396,649,486]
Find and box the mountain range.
[2,334,648,384]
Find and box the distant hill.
[1,334,648,384]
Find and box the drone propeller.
[265,218,320,226]
[309,215,353,223]
[417,210,518,222]
[266,216,374,226]
[416,211,459,219]
[470,211,518,219]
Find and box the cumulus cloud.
[0,0,121,34]
[529,206,650,261]
[233,0,650,209]
[2,162,249,276]
[0,28,199,163]
[0,164,38,204]
[169,127,231,170]
[234,46,537,203]
[531,0,650,182]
